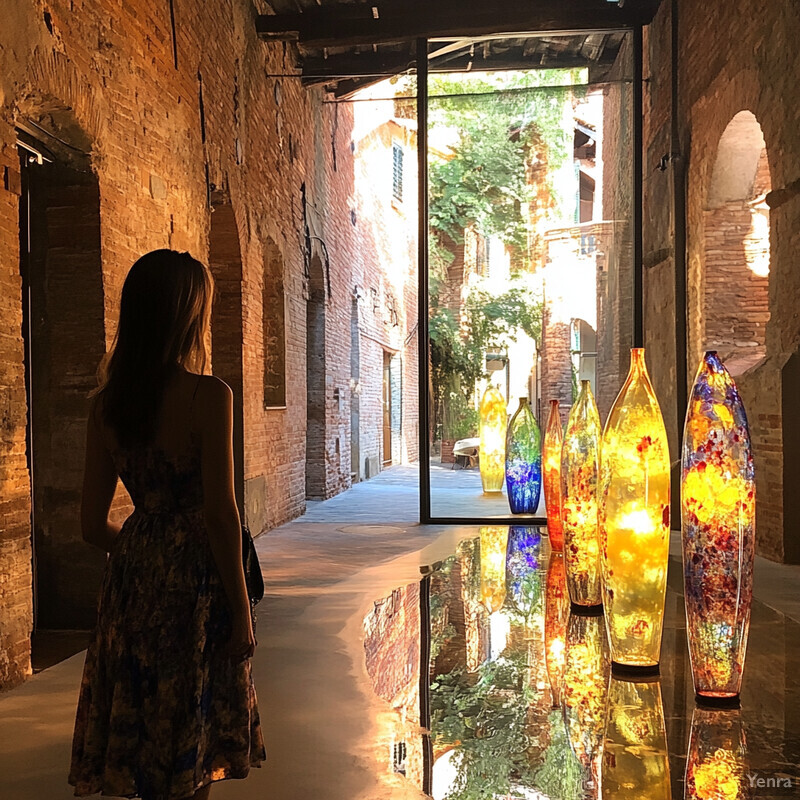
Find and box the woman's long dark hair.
[94,249,214,448]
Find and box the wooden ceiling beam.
[300,49,620,86]
[257,1,660,48]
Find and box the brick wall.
[642,0,800,561]
[0,0,361,687]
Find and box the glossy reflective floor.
[1,466,799,800]
[363,525,800,799]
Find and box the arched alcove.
[17,102,106,632]
[263,238,286,408]
[306,253,328,499]
[703,110,771,374]
[208,199,245,513]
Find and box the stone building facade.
[0,0,362,688]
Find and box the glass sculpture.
[684,708,748,799]
[682,351,755,700]
[561,380,603,607]
[505,397,542,514]
[602,676,670,800]
[600,348,670,668]
[563,611,610,790]
[544,552,569,707]
[479,525,509,614]
[479,384,506,493]
[505,526,542,619]
[543,399,565,549]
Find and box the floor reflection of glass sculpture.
[544,552,569,708]
[505,526,542,620]
[561,380,603,608]
[543,399,565,550]
[562,611,610,795]
[505,397,542,514]
[602,676,670,800]
[600,348,670,669]
[682,352,755,701]
[479,526,509,614]
[684,707,749,799]
[479,384,507,493]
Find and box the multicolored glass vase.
[602,677,670,800]
[479,525,509,614]
[479,384,506,493]
[684,708,749,799]
[561,380,603,608]
[543,399,565,549]
[505,526,542,619]
[682,351,755,701]
[544,552,569,707]
[600,348,670,668]
[505,397,542,514]
[563,611,610,790]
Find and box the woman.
[69,250,265,800]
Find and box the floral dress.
[69,437,265,799]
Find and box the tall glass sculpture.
[682,352,755,701]
[600,348,670,668]
[479,385,506,493]
[602,676,670,800]
[544,552,569,707]
[684,708,748,799]
[505,397,542,514]
[563,611,610,794]
[479,525,509,614]
[561,380,603,608]
[543,399,565,549]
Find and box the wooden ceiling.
[257,1,661,96]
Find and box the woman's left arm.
[81,399,121,553]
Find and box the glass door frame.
[417,27,644,524]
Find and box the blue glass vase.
[505,397,542,514]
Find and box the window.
[391,141,404,202]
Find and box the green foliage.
[430,654,538,800]
[428,70,584,259]
[532,709,586,798]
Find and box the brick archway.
[703,110,770,375]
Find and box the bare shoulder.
[194,375,233,418]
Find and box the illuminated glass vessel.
[682,352,755,700]
[543,399,565,550]
[602,676,670,800]
[505,398,542,514]
[600,348,670,668]
[685,707,748,799]
[561,380,603,608]
[479,385,506,493]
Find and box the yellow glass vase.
[479,385,506,493]
[544,552,569,707]
[602,677,670,800]
[561,380,603,608]
[600,348,670,668]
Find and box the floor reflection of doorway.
[383,351,392,467]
